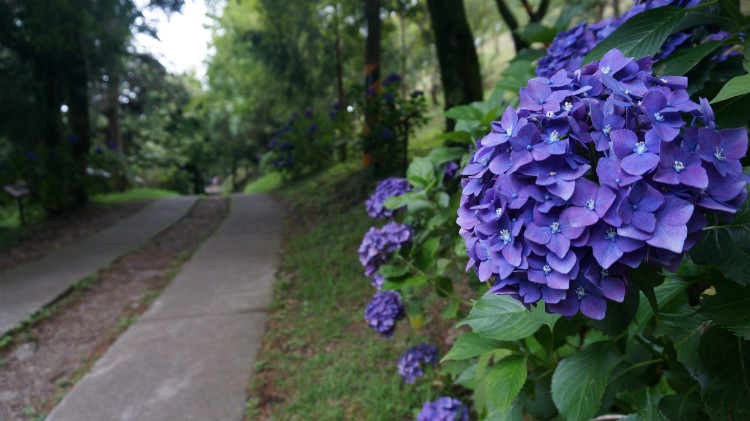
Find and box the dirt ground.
[0,200,150,274]
[0,197,228,421]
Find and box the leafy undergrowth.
[91,188,179,205]
[246,165,460,421]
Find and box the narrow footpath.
[0,196,198,335]
[47,194,282,421]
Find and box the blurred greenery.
[91,188,180,206]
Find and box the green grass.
[0,199,46,247]
[247,166,443,421]
[92,188,179,205]
[243,172,283,194]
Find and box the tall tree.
[363,0,381,168]
[426,0,483,131]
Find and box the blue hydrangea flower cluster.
[457,48,748,320]
[358,221,413,277]
[416,397,469,421]
[398,343,438,383]
[535,0,699,77]
[364,290,405,337]
[366,177,412,219]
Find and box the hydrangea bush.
[260,104,352,179]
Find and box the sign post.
[3,183,31,225]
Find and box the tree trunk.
[62,29,91,210]
[494,0,529,53]
[426,0,483,131]
[363,0,381,168]
[105,69,130,191]
[333,7,346,106]
[400,11,407,98]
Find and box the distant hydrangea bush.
[366,177,412,219]
[397,343,438,384]
[416,397,469,421]
[364,290,405,337]
[457,48,748,320]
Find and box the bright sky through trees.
[132,0,215,79]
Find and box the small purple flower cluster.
[416,397,469,421]
[358,221,413,277]
[458,48,748,320]
[364,290,405,337]
[366,177,412,219]
[398,343,438,384]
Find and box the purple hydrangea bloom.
[366,177,412,219]
[365,87,377,97]
[397,343,438,383]
[458,48,748,320]
[416,397,469,421]
[383,72,402,85]
[364,290,405,337]
[383,92,395,103]
[536,0,699,77]
[308,123,318,134]
[25,151,37,161]
[67,134,79,143]
[358,221,412,277]
[93,145,103,155]
[381,127,393,139]
[305,108,313,117]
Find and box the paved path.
[0,196,198,335]
[47,194,282,421]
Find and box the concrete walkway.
[0,196,198,335]
[47,194,281,421]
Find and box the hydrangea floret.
[397,343,438,383]
[364,290,405,337]
[365,177,412,219]
[458,48,748,320]
[416,397,469,421]
[358,221,412,277]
